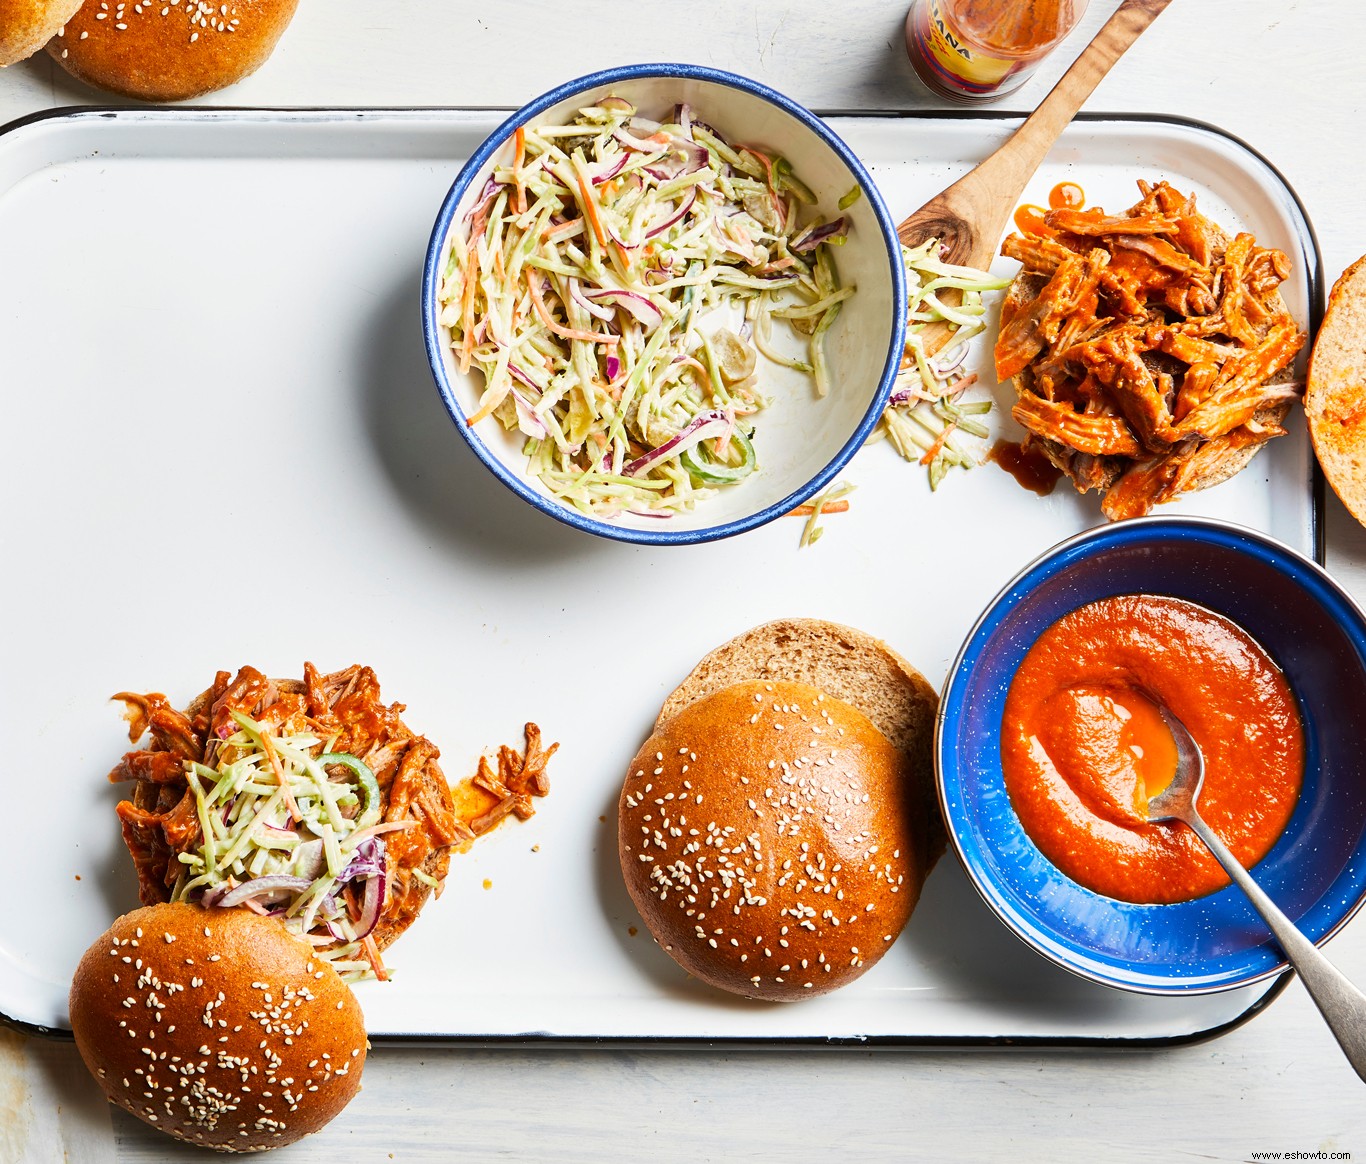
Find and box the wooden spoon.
[899,0,1174,276]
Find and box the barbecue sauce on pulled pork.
[995,180,1307,519]
[109,664,554,952]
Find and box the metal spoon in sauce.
[1148,707,1366,1082]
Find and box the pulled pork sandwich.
[996,180,1307,519]
[70,902,367,1152]
[109,664,465,981]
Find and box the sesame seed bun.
[655,618,944,868]
[0,0,82,67]
[1307,254,1366,528]
[47,0,298,102]
[619,679,928,1001]
[69,902,367,1153]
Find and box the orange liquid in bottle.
[905,0,1089,102]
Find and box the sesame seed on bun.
[69,902,367,1153]
[47,0,299,102]
[619,679,929,1001]
[655,617,945,868]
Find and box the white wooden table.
[4,2,1366,1159]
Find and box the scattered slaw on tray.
[877,240,1011,490]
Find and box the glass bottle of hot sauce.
[905,0,1089,102]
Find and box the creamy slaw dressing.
[438,98,853,517]
[171,713,393,981]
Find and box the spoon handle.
[896,0,1174,263]
[1185,811,1366,1082]
[983,0,1175,203]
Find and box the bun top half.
[69,902,366,1153]
[656,617,943,866]
[48,0,299,101]
[620,679,927,1001]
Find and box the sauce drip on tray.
[988,438,1062,495]
[1012,181,1086,235]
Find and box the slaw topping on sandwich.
[110,664,465,981]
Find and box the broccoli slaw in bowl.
[422,64,906,545]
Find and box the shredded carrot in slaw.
[361,934,389,982]
[513,125,527,215]
[527,271,620,344]
[786,499,851,517]
[259,731,303,824]
[576,170,609,249]
[458,246,480,373]
[920,422,958,465]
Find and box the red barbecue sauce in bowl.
[1001,594,1303,904]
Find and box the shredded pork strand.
[995,180,1307,519]
[466,724,558,836]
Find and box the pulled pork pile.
[110,663,464,951]
[995,181,1307,519]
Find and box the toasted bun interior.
[69,902,366,1152]
[47,0,299,101]
[1308,255,1366,528]
[620,679,927,1001]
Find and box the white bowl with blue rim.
[421,63,906,546]
[938,517,1366,994]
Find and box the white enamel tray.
[0,107,1320,1044]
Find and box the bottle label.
[912,0,1019,94]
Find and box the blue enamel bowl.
[421,64,906,545]
[938,517,1366,994]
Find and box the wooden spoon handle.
[990,0,1174,193]
[898,0,1174,267]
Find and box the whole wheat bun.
[47,0,298,101]
[656,617,944,865]
[69,902,366,1152]
[0,0,82,67]
[1307,255,1366,527]
[620,679,927,1001]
